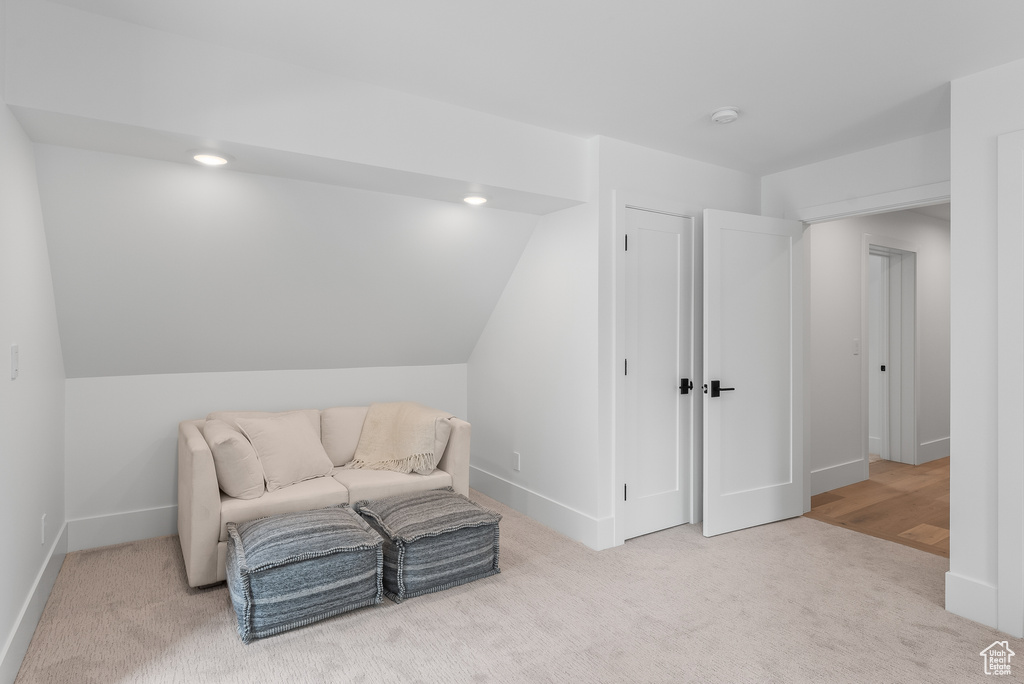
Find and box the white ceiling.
[42,0,1024,175]
[911,203,951,221]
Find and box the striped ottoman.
[355,488,501,603]
[225,505,383,643]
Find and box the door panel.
[621,208,694,540]
[703,209,803,537]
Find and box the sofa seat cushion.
[220,477,348,542]
[332,467,452,502]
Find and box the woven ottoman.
[355,488,501,603]
[225,505,383,643]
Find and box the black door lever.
[679,378,693,395]
[708,380,735,398]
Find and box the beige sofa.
[177,406,470,588]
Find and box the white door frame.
[612,191,703,545]
[864,239,918,467]
[997,130,1024,636]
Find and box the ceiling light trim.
[190,150,233,166]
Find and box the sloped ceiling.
[35,145,538,377]
[5,0,571,378]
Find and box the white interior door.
[868,252,889,460]
[621,208,695,540]
[703,209,803,537]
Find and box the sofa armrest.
[436,417,470,496]
[177,420,223,587]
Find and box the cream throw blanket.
[344,402,454,475]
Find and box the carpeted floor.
[15,491,1021,683]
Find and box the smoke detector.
[711,107,740,124]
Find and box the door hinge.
[881,364,886,372]
[624,484,628,501]
[624,234,628,251]
[679,378,693,395]
[624,359,628,375]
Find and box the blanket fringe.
[343,452,437,476]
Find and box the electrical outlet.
[41,514,46,545]
[512,451,521,472]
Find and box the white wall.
[34,144,538,378]
[761,130,950,220]
[0,98,67,684]
[947,56,1024,632]
[806,211,950,494]
[468,201,604,545]
[64,364,467,550]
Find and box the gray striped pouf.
[355,488,501,603]
[226,506,383,643]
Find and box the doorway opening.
[868,243,916,466]
[803,204,950,556]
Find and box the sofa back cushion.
[321,406,370,466]
[235,412,335,492]
[207,409,322,441]
[201,419,265,499]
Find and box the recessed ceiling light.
[191,150,232,166]
[463,194,488,206]
[710,107,740,124]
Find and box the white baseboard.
[918,437,950,464]
[470,466,614,550]
[810,458,868,496]
[946,571,998,630]
[68,505,178,552]
[0,523,68,684]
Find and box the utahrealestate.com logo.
[981,641,1015,676]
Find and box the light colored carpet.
[15,491,1020,683]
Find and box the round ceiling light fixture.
[190,150,233,166]
[463,194,489,206]
[710,107,740,124]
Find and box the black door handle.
[705,380,735,398]
[679,378,693,395]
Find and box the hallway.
[804,457,950,557]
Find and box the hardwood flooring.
[804,456,950,557]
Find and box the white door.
[868,252,889,460]
[620,208,695,540]
[703,209,803,537]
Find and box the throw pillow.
[237,412,334,492]
[203,419,265,500]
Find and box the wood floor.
[804,456,950,557]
